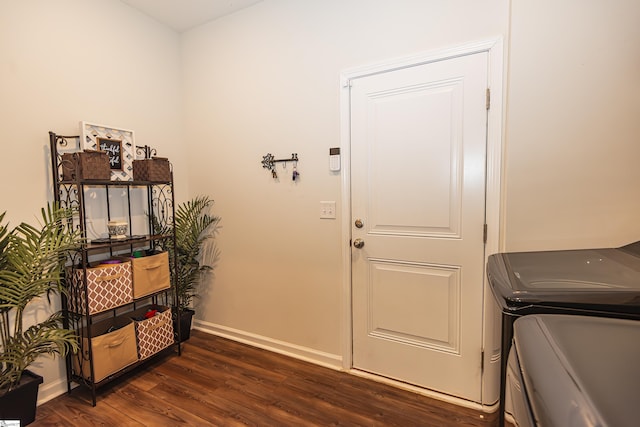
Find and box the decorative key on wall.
[261,153,300,181]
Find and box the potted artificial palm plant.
[155,196,220,341]
[0,205,80,425]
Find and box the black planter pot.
[0,370,43,426]
[172,307,195,342]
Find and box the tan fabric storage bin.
[130,251,170,299]
[73,317,138,382]
[68,261,133,315]
[131,305,174,360]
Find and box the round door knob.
[353,238,365,249]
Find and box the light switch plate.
[320,201,336,219]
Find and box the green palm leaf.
[152,196,220,309]
[0,204,81,392]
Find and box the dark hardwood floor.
[32,330,497,426]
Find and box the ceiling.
[120,0,263,32]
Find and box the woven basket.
[133,157,171,182]
[62,150,110,181]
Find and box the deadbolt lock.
[354,219,364,228]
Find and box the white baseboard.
[192,319,343,370]
[37,377,73,406]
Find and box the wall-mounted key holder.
[261,153,300,181]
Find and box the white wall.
[504,0,640,251]
[5,0,637,409]
[181,0,508,362]
[0,0,184,403]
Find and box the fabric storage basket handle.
[147,319,170,331]
[143,263,163,270]
[96,273,124,282]
[104,337,126,348]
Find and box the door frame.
[338,37,504,407]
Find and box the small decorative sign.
[81,121,135,181]
[97,137,123,171]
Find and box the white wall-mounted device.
[329,147,341,171]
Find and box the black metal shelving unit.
[49,132,181,406]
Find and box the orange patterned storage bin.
[68,261,133,315]
[131,305,174,360]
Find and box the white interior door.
[350,52,488,402]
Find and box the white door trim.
[339,37,504,406]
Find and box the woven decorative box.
[67,261,133,315]
[73,317,138,382]
[133,157,171,182]
[131,305,174,360]
[62,150,110,181]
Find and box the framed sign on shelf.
[81,121,135,181]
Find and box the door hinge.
[480,349,485,374]
[483,224,488,243]
[485,88,491,110]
